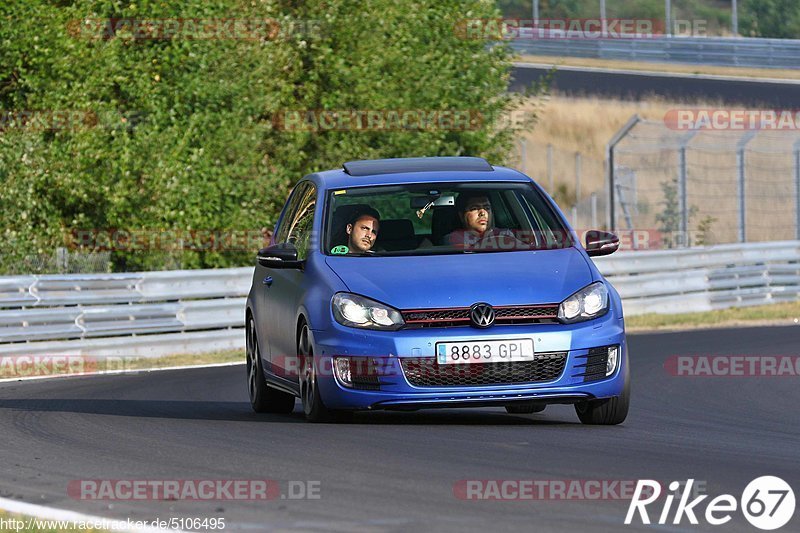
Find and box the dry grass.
[513,94,799,242]
[519,54,800,80]
[514,95,692,202]
[0,350,244,380]
[627,301,800,332]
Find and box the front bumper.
[311,309,627,410]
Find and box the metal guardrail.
[594,241,800,315]
[0,268,252,358]
[511,34,800,69]
[0,241,798,358]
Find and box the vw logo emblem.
[470,303,495,328]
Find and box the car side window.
[274,182,316,260]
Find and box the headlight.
[558,282,609,323]
[332,293,405,330]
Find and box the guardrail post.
[605,115,641,232]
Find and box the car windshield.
[324,182,574,256]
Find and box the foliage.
[0,0,545,272]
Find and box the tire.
[298,324,335,422]
[574,353,630,425]
[505,402,546,414]
[246,317,296,414]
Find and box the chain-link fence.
[607,116,800,247]
[517,139,607,230]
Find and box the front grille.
[402,304,559,328]
[400,352,567,387]
[573,346,611,382]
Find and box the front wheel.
[247,317,296,414]
[297,324,354,423]
[574,354,630,425]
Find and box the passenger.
[343,207,381,253]
[445,193,526,251]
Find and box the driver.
[342,207,381,253]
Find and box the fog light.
[334,357,352,387]
[606,345,620,376]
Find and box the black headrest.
[379,219,415,241]
[431,206,460,245]
[330,204,372,246]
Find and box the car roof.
[304,157,532,190]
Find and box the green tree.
[0,0,543,273]
[740,0,800,39]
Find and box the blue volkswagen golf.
[246,157,629,424]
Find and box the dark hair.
[455,191,490,212]
[348,206,381,226]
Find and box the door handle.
[262,276,273,287]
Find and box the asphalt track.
[511,64,800,107]
[0,325,798,532]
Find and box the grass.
[626,300,800,332]
[0,350,244,380]
[122,349,244,369]
[518,54,800,80]
[514,93,799,242]
[515,94,696,210]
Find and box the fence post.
[547,144,553,192]
[678,146,688,245]
[665,0,672,36]
[605,115,641,232]
[677,130,698,247]
[575,152,581,206]
[794,139,800,240]
[56,247,68,273]
[736,131,757,243]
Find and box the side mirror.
[257,243,302,268]
[585,230,620,257]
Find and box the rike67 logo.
[626,477,795,530]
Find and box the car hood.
[324,248,594,309]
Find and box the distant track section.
[511,63,800,107]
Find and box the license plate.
[436,339,534,364]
